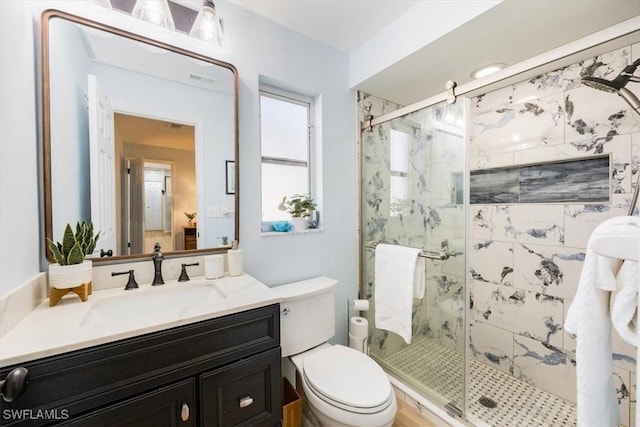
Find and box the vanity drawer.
[0,304,280,425]
[200,347,282,427]
[60,378,196,427]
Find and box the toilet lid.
[303,345,391,410]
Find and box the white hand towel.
[611,260,639,346]
[374,244,425,344]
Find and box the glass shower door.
[361,100,466,417]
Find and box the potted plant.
[47,221,99,305]
[184,211,196,226]
[279,194,316,231]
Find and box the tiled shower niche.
[470,155,610,204]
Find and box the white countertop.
[0,274,281,367]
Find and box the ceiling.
[227,0,640,106]
[227,0,420,52]
[114,113,195,151]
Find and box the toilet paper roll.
[352,299,370,312]
[204,255,224,279]
[349,316,368,340]
[349,316,368,353]
[349,333,368,354]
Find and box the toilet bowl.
[292,344,396,427]
[273,277,397,427]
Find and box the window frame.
[259,86,315,226]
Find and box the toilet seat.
[302,345,393,414]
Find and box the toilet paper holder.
[350,299,369,313]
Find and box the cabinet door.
[61,378,196,427]
[200,348,282,427]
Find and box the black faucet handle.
[178,263,200,282]
[112,270,139,290]
[100,249,113,257]
[153,242,164,259]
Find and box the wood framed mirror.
[41,10,239,263]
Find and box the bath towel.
[606,217,640,347]
[374,244,424,344]
[611,259,639,346]
[565,216,640,427]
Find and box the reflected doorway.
[114,113,196,254]
[143,162,172,253]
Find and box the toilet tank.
[272,277,338,357]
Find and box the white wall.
[0,1,357,345]
[0,1,41,295]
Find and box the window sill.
[261,228,323,237]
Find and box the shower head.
[581,58,640,114]
[581,76,622,93]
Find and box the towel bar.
[364,243,450,260]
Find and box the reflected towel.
[374,244,424,344]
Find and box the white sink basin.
[80,281,227,329]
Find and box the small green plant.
[47,221,100,265]
[279,194,316,218]
[184,212,196,222]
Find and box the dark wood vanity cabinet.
[183,226,197,250]
[0,304,282,426]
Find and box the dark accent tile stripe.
[519,157,609,203]
[470,156,609,204]
[470,168,519,204]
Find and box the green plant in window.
[279,194,316,218]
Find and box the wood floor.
[393,398,441,427]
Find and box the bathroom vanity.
[0,275,282,426]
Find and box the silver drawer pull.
[181,403,190,421]
[239,396,254,408]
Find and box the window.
[260,88,313,224]
[389,128,410,216]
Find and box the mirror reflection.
[44,12,238,261]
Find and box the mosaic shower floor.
[380,338,577,426]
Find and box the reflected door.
[88,74,116,255]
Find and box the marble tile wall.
[469,42,640,426]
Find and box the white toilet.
[273,277,397,427]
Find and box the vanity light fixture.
[190,0,224,46]
[470,63,506,80]
[132,0,175,31]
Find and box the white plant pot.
[48,260,93,289]
[290,217,307,231]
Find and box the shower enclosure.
[360,99,467,417]
[358,36,639,427]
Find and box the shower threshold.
[376,338,577,426]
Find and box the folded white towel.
[565,216,640,427]
[374,244,425,344]
[611,259,639,346]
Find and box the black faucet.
[152,243,165,286]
